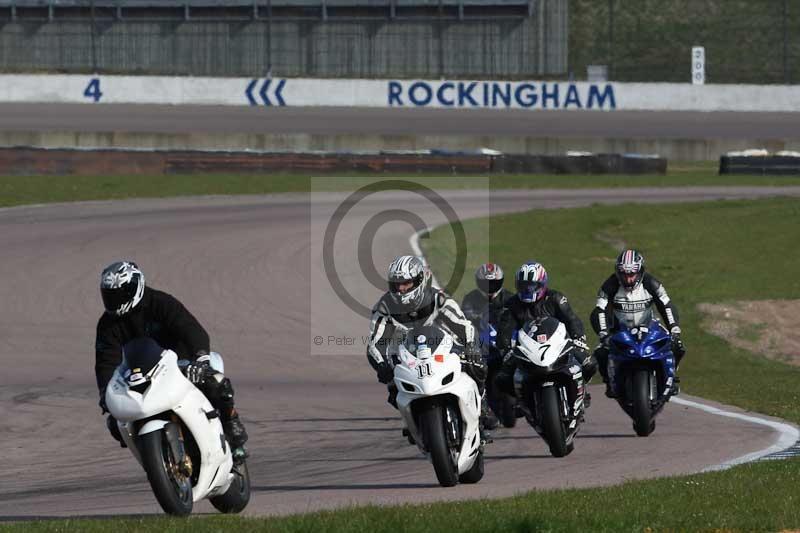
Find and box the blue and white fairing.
[608,319,676,400]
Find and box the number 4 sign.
[84,78,103,102]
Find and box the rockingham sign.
[0,74,798,112]
[387,81,616,110]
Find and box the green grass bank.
[3,163,800,208]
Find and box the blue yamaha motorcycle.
[607,319,677,437]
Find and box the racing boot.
[480,423,494,446]
[222,409,248,447]
[204,372,249,461]
[480,396,499,431]
[670,376,681,396]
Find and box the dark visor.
[477,278,503,294]
[101,284,137,313]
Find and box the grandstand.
[0,0,566,78]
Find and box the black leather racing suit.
[495,290,595,393]
[589,273,684,381]
[461,288,514,330]
[462,288,514,390]
[95,287,246,446]
[366,289,487,403]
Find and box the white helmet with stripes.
[387,255,432,313]
[616,249,645,290]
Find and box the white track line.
[671,397,800,471]
[411,225,800,472]
[409,227,442,289]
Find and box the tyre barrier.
[719,151,800,175]
[0,146,667,176]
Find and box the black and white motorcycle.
[512,317,587,457]
[393,325,484,487]
[105,338,250,516]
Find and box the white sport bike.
[512,317,587,457]
[105,338,250,516]
[393,325,484,487]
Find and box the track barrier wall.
[2,74,800,112]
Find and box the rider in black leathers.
[95,261,248,456]
[461,263,513,330]
[494,261,597,397]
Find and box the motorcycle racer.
[94,261,248,458]
[589,249,685,397]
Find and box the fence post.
[90,0,98,73]
[438,0,445,78]
[783,0,789,83]
[266,0,273,76]
[607,0,614,80]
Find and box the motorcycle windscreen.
[121,337,165,384]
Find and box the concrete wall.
[3,74,800,112]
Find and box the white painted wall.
[0,74,799,112]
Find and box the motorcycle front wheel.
[140,427,193,516]
[632,369,655,437]
[420,400,459,487]
[540,386,569,457]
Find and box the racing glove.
[670,327,686,357]
[597,330,610,348]
[462,341,487,389]
[376,361,394,384]
[572,335,590,353]
[186,355,212,386]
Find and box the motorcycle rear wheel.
[140,428,193,516]
[458,450,484,484]
[210,461,251,513]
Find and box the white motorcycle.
[512,317,587,457]
[105,338,250,516]
[393,325,484,487]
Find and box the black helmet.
[475,263,504,298]
[616,249,645,290]
[100,261,145,316]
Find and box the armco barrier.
[0,147,666,176]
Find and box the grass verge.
[2,163,800,208]
[3,458,800,532]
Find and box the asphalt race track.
[1,103,800,139]
[1,186,800,519]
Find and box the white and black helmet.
[475,262,504,298]
[387,255,432,313]
[101,261,145,317]
[616,249,645,290]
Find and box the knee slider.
[217,376,235,402]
